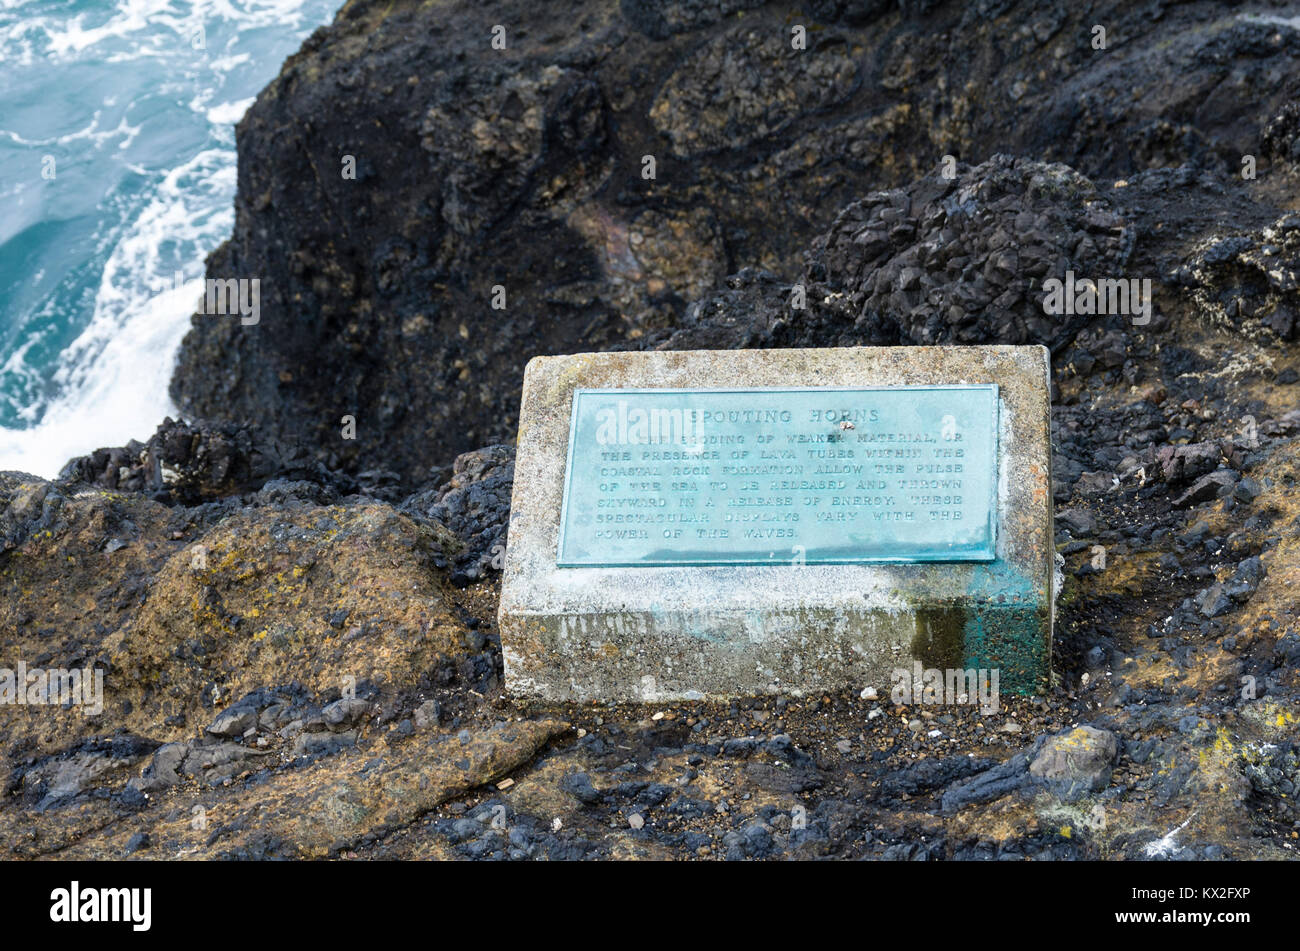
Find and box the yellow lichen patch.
[1227,449,1300,644]
[1115,652,1180,690]
[502,753,588,822]
[108,502,468,738]
[1072,549,1163,599]
[1133,702,1299,860]
[0,482,474,753]
[948,794,1040,843]
[0,486,179,757]
[608,836,679,861]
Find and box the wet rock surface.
[5,0,1300,859]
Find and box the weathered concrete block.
[499,346,1053,702]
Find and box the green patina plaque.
[557,385,998,566]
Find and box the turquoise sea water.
[0,0,338,476]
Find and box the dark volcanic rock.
[1028,725,1119,802]
[1157,442,1222,485]
[1173,213,1300,343]
[1174,470,1237,507]
[399,445,514,585]
[808,155,1134,352]
[169,0,1300,486]
[1262,102,1300,171]
[11,0,1300,864]
[58,417,357,505]
[652,155,1134,353]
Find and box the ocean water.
[0,0,338,477]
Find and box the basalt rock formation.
[4,0,1300,860]
[170,0,1300,487]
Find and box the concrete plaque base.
[498,346,1053,702]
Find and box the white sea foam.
[0,0,336,477]
[0,149,235,476]
[205,97,255,125]
[1,0,325,63]
[0,112,139,148]
[0,282,201,477]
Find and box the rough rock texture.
[58,416,359,505]
[813,158,1133,351]
[8,378,1300,857]
[1173,212,1300,342]
[1029,726,1120,801]
[653,155,1135,353]
[171,0,1300,487]
[7,0,1300,860]
[399,445,514,585]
